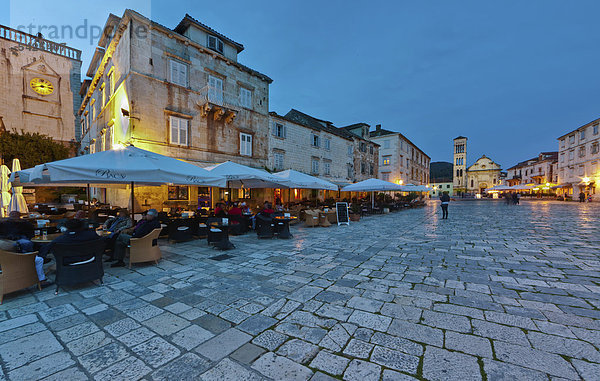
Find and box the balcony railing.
[0,25,81,61]
[198,86,240,110]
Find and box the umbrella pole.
[86,183,90,216]
[130,181,135,222]
[372,191,374,209]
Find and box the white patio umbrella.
[11,146,226,219]
[204,161,288,188]
[401,184,431,192]
[272,170,338,191]
[8,159,28,214]
[0,164,11,217]
[341,178,403,208]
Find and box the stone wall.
[0,35,81,144]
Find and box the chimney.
[376,124,381,131]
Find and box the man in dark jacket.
[440,192,450,219]
[111,209,161,267]
[40,219,102,264]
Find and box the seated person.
[40,219,101,264]
[274,198,284,212]
[111,209,161,268]
[0,212,51,287]
[259,201,274,217]
[102,209,133,259]
[228,202,242,217]
[214,202,227,218]
[0,211,34,243]
[240,202,251,214]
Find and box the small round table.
[274,216,297,239]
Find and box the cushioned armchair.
[128,228,162,268]
[53,239,105,295]
[0,250,41,304]
[304,210,319,227]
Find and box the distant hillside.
[430,161,453,182]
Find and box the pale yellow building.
[466,155,501,194]
[0,24,82,144]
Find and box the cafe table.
[207,220,235,250]
[273,215,297,239]
[30,233,62,244]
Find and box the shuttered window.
[170,116,188,146]
[169,59,188,87]
[240,133,252,156]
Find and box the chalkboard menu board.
[336,202,349,226]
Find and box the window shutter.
[283,125,287,138]
[179,63,187,87]
[240,134,244,155]
[181,120,188,145]
[170,61,177,84]
[170,117,177,143]
[247,135,252,156]
[217,40,224,53]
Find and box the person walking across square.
[440,192,450,219]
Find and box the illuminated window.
[168,186,189,200]
[383,156,391,166]
[169,116,188,146]
[108,69,114,97]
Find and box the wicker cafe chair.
[128,228,162,268]
[304,210,319,227]
[0,250,41,304]
[53,239,105,295]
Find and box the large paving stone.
[370,346,419,374]
[494,341,579,379]
[422,346,481,381]
[252,352,313,381]
[342,359,381,381]
[195,328,251,361]
[200,358,263,381]
[150,352,211,380]
[0,330,63,370]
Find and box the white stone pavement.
[0,200,599,380]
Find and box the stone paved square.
[1,201,599,380]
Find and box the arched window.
[471,179,474,188]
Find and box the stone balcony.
[197,86,239,123]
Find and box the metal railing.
[198,85,241,109]
[0,24,81,60]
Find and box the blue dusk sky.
[4,0,600,168]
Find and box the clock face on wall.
[30,78,54,95]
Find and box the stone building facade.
[0,24,82,144]
[505,152,558,187]
[369,125,430,185]
[268,110,354,185]
[79,11,272,209]
[466,155,501,194]
[340,124,380,182]
[557,117,600,200]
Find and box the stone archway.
[479,182,488,194]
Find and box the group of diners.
[0,208,162,288]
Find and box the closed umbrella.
[8,159,28,214]
[0,164,11,217]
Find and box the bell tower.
[453,136,467,194]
